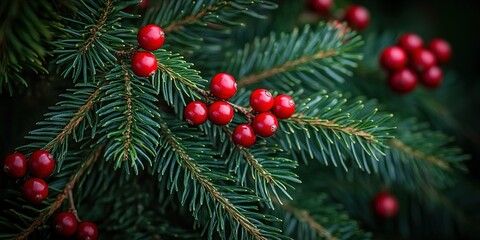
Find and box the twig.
[67,190,81,222]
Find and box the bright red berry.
[22,178,48,204]
[76,221,99,240]
[252,112,279,138]
[184,101,208,125]
[397,33,423,54]
[428,38,451,64]
[388,68,418,94]
[28,150,55,178]
[131,51,158,77]
[272,94,296,119]
[137,0,149,8]
[343,5,370,31]
[309,0,333,15]
[421,66,443,89]
[250,89,274,113]
[208,101,234,126]
[379,46,408,72]
[3,152,27,178]
[210,73,237,100]
[373,192,399,218]
[53,211,78,237]
[232,124,256,148]
[137,24,165,51]
[411,49,437,72]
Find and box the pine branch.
[388,139,450,170]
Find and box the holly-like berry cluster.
[53,211,98,240]
[131,24,165,77]
[380,33,451,93]
[184,73,295,148]
[3,150,55,204]
[308,0,370,32]
[372,192,399,219]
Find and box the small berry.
[208,101,234,126]
[3,152,27,178]
[250,89,274,113]
[137,24,165,51]
[343,5,370,31]
[379,46,408,72]
[373,192,399,218]
[53,211,78,237]
[411,49,437,72]
[22,178,48,204]
[388,68,418,94]
[397,33,423,54]
[28,150,55,178]
[232,124,257,148]
[421,66,443,89]
[428,38,452,64]
[309,0,333,15]
[210,73,237,100]
[252,112,279,137]
[184,101,208,125]
[131,51,158,77]
[76,221,99,240]
[137,0,149,8]
[272,94,296,119]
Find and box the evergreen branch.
[79,0,113,53]
[121,65,134,162]
[388,139,450,170]
[14,145,104,240]
[163,8,213,32]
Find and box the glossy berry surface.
[421,66,443,89]
[380,46,408,72]
[76,221,99,240]
[272,94,295,119]
[397,33,423,54]
[3,152,27,178]
[373,192,399,218]
[131,51,158,77]
[137,24,165,51]
[343,5,370,31]
[309,0,333,15]
[184,101,208,125]
[22,178,48,204]
[232,124,256,148]
[411,49,437,72]
[250,89,274,113]
[53,211,78,237]
[208,101,234,126]
[210,73,237,100]
[252,112,279,138]
[388,68,418,94]
[28,150,55,178]
[428,38,452,64]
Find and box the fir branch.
[14,145,104,240]
[163,8,213,32]
[121,65,134,162]
[79,0,113,53]
[388,139,450,170]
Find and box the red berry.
[397,33,423,54]
[208,101,234,126]
[428,38,451,64]
[232,124,256,148]
[137,0,149,8]
[131,51,158,77]
[252,112,279,137]
[76,221,99,240]
[250,89,274,113]
[379,46,408,72]
[343,5,370,31]
[373,192,399,218]
[411,49,437,72]
[210,73,237,100]
[3,152,27,178]
[22,178,48,204]
[28,150,55,178]
[272,94,296,119]
[137,24,165,51]
[388,68,418,94]
[184,101,208,125]
[421,66,443,89]
[53,211,78,237]
[309,0,333,15]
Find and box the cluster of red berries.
[372,191,399,219]
[380,33,452,93]
[53,211,98,239]
[3,150,55,204]
[131,24,165,77]
[183,73,295,148]
[309,0,370,31]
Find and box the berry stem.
[67,189,81,222]
[197,88,255,123]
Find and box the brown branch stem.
[388,139,450,170]
[67,190,80,222]
[79,0,113,53]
